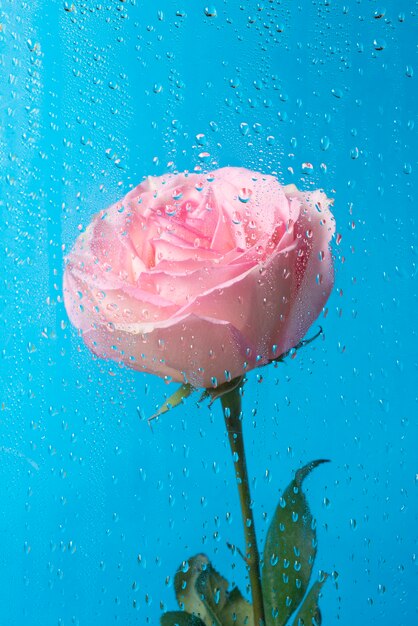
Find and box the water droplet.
[164,205,176,217]
[405,65,414,78]
[232,211,242,225]
[331,87,343,98]
[320,136,330,151]
[373,39,386,51]
[204,6,217,17]
[301,162,314,174]
[239,122,249,136]
[153,83,163,94]
[172,189,183,200]
[318,570,327,583]
[238,188,252,203]
[403,163,412,175]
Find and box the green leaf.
[172,554,254,626]
[262,460,329,626]
[174,554,215,625]
[219,587,254,626]
[195,562,230,623]
[291,576,328,626]
[149,383,195,421]
[160,611,207,626]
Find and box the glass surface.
[1,1,416,624]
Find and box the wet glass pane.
[1,1,416,624]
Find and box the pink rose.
[63,167,335,388]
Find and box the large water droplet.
[172,189,183,200]
[320,136,330,151]
[204,6,217,17]
[373,39,386,51]
[238,188,252,203]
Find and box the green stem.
[221,386,265,626]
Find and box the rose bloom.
[64,167,335,388]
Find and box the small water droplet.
[231,211,242,225]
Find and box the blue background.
[0,1,417,624]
